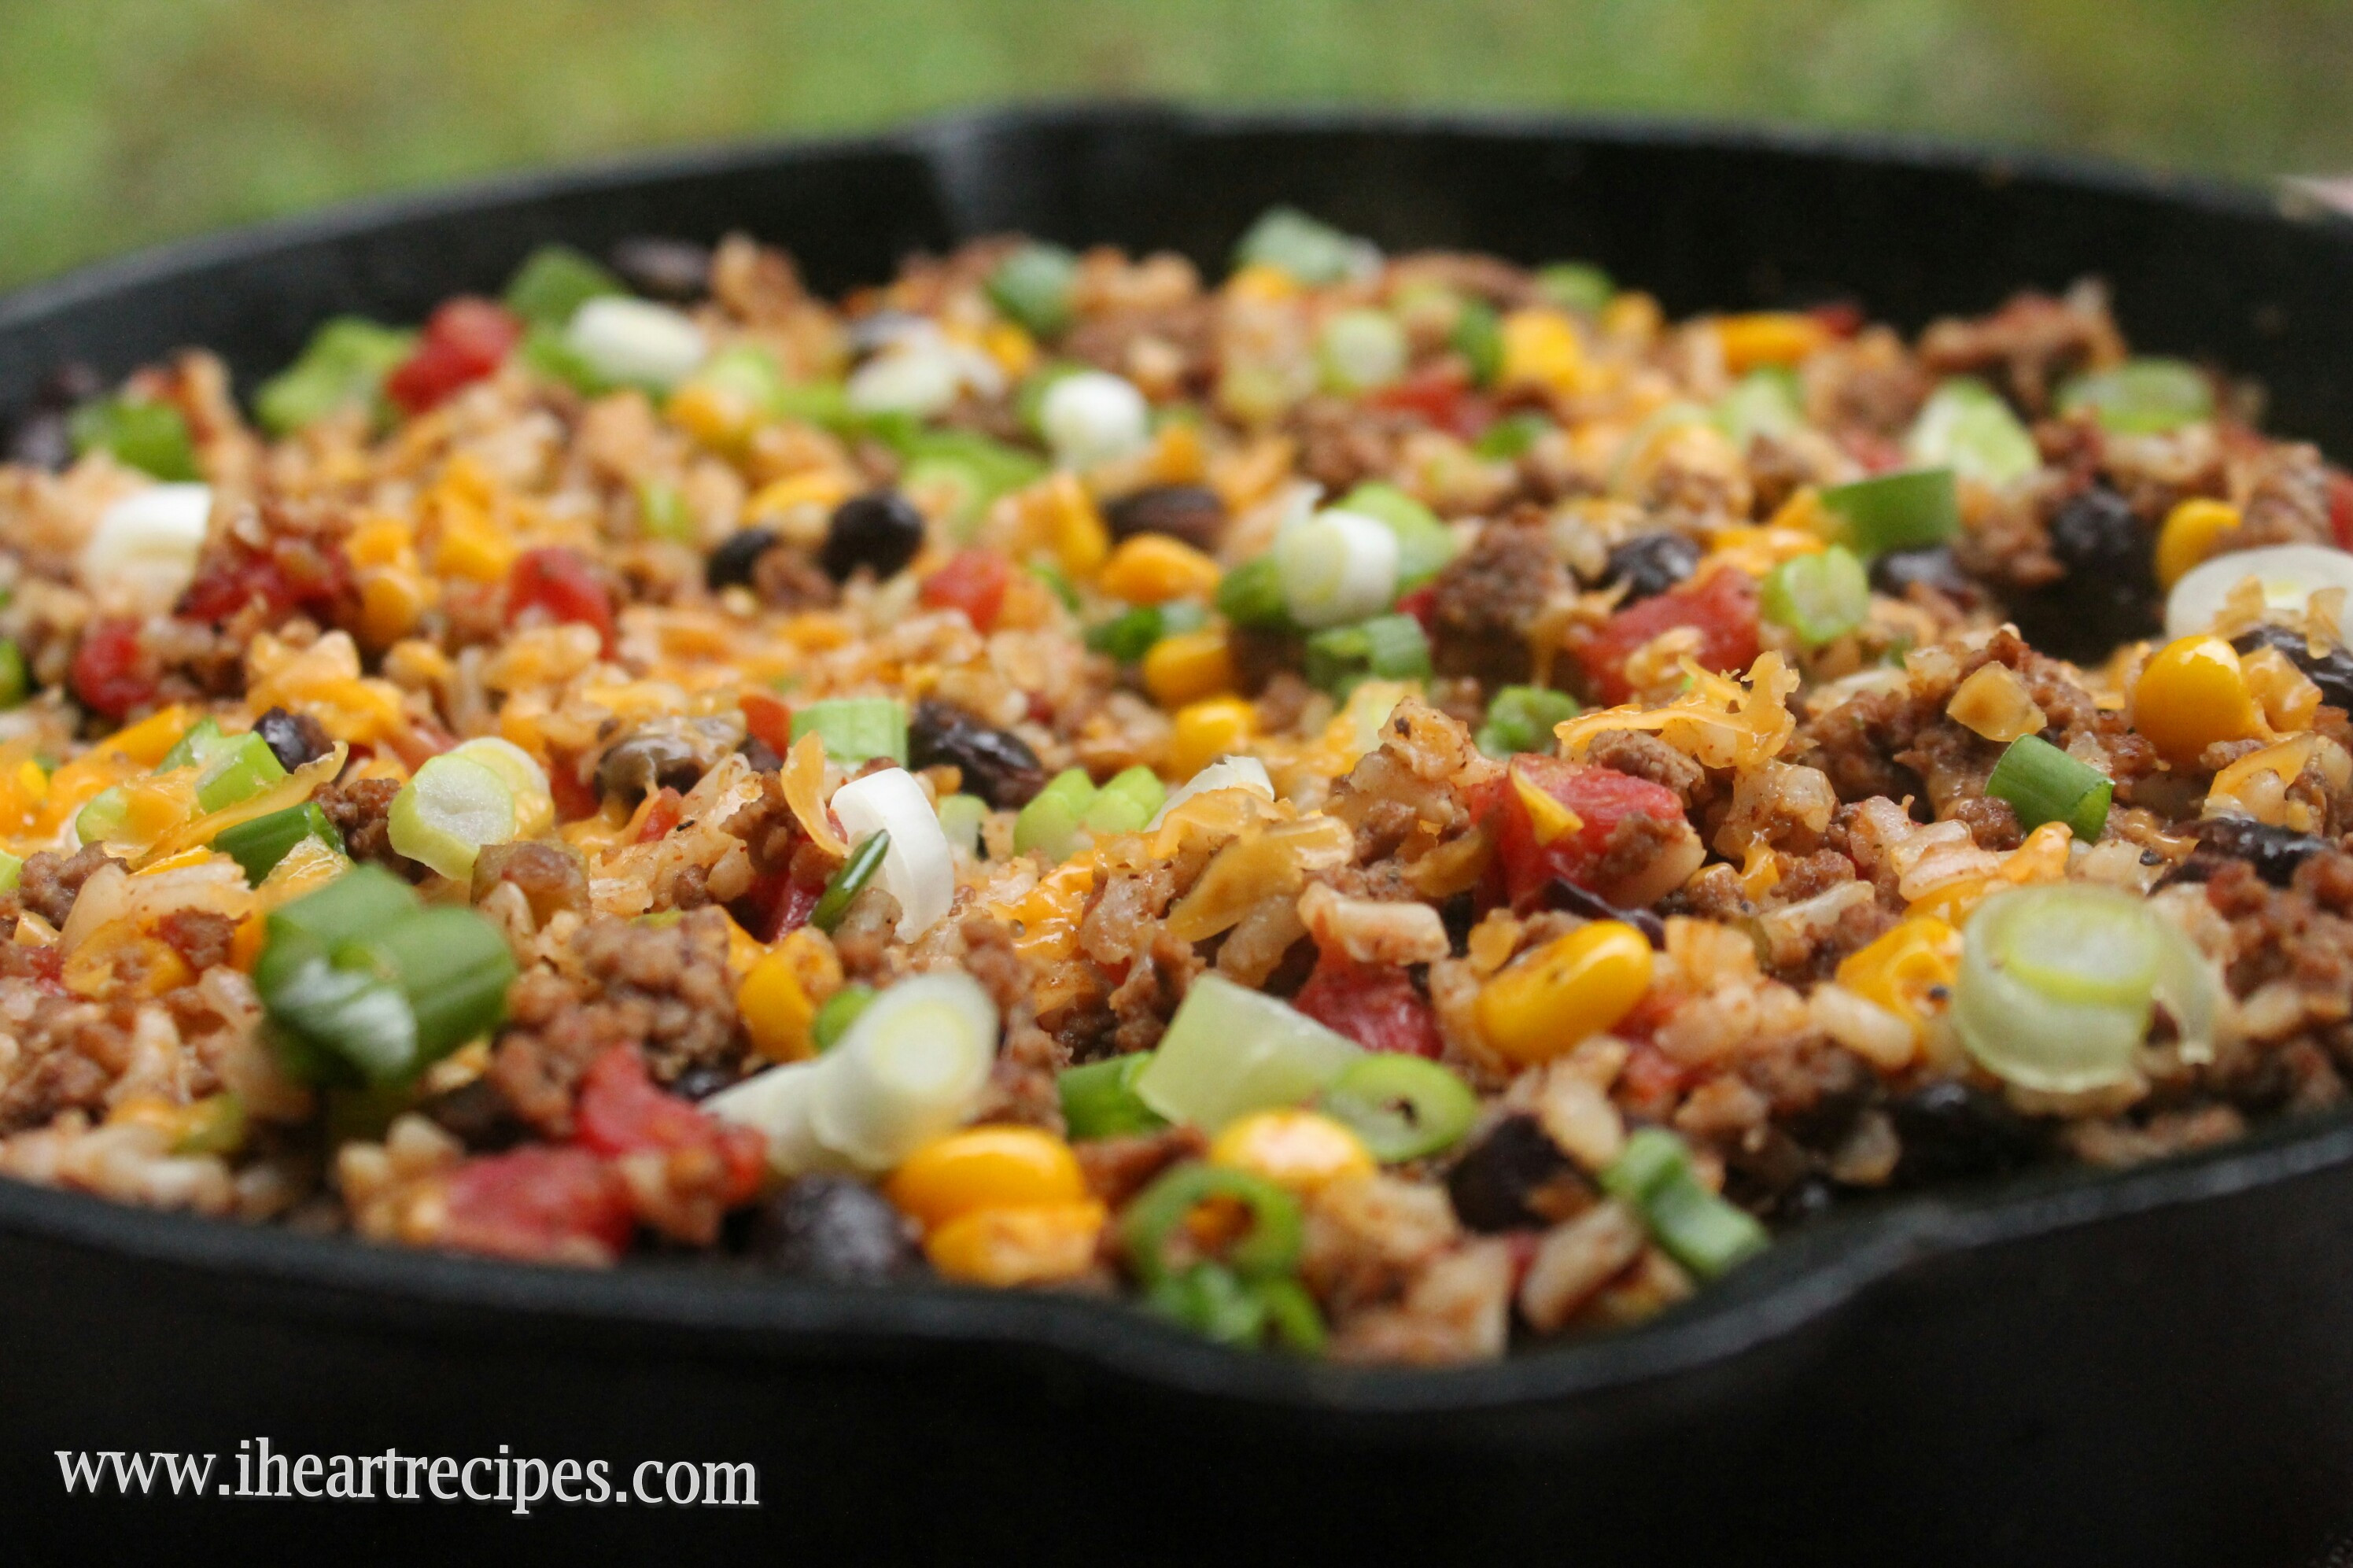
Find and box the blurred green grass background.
[4,0,2351,290]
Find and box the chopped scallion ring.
[387,753,517,881]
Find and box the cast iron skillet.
[7,105,2353,1568]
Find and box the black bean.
[1103,485,1228,552]
[597,728,711,803]
[419,1078,526,1152]
[607,236,712,302]
[2008,485,2158,662]
[1599,531,1699,603]
[2233,623,2353,714]
[820,491,927,583]
[1888,1081,2045,1186]
[749,1175,924,1283]
[907,699,1046,809]
[2194,814,2333,887]
[706,527,780,592]
[1868,544,1978,604]
[736,735,783,774]
[253,706,331,773]
[1445,1114,1589,1232]
[1539,878,1666,944]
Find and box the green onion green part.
[1906,377,2038,489]
[1986,733,2111,843]
[1817,467,1961,555]
[194,732,288,814]
[1232,207,1370,286]
[1473,411,1552,460]
[1213,554,1294,629]
[2056,358,2214,436]
[69,397,200,481]
[1012,767,1095,861]
[810,830,892,935]
[1318,1054,1478,1162]
[1119,1162,1306,1287]
[985,243,1080,339]
[1058,1052,1169,1139]
[502,244,627,329]
[789,697,909,767]
[0,639,26,710]
[1599,1127,1769,1281]
[1760,544,1871,648]
[212,801,346,886]
[1535,261,1615,315]
[1476,684,1581,758]
[1336,481,1456,588]
[1079,766,1167,836]
[1304,614,1433,696]
[156,717,228,773]
[1451,300,1504,387]
[636,478,696,544]
[811,983,876,1053]
[254,317,415,436]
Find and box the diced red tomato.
[1393,583,1438,636]
[2327,469,2353,552]
[384,297,522,416]
[177,537,350,625]
[740,689,795,757]
[1477,754,1690,909]
[1293,952,1444,1058]
[1574,566,1760,704]
[435,1146,634,1264]
[733,861,828,943]
[634,787,684,844]
[507,546,617,655]
[69,617,157,721]
[573,1046,765,1207]
[918,548,1012,633]
[1370,364,1492,440]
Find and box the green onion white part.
[846,342,964,419]
[1038,370,1151,468]
[1905,378,2039,488]
[1134,974,1365,1131]
[79,484,212,611]
[2163,544,2353,640]
[1276,507,1400,629]
[1317,309,1408,393]
[828,766,953,939]
[562,297,709,391]
[387,753,518,881]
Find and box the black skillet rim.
[3,100,2351,1417]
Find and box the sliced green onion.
[212,801,346,886]
[0,850,23,894]
[1536,261,1614,315]
[1213,554,1293,630]
[1599,1127,1768,1281]
[1232,207,1373,286]
[892,428,1045,507]
[1058,1052,1168,1139]
[789,697,908,767]
[0,639,24,710]
[830,768,956,940]
[194,732,288,814]
[1278,508,1400,629]
[1039,371,1150,469]
[1304,614,1432,696]
[334,905,518,1066]
[1079,766,1166,836]
[1318,1054,1477,1162]
[1473,411,1551,460]
[680,342,788,419]
[1133,973,1363,1131]
[985,242,1079,339]
[811,983,875,1053]
[69,397,199,481]
[502,243,626,330]
[256,945,415,1085]
[1119,1162,1305,1286]
[518,326,610,396]
[810,829,891,934]
[1146,1262,1274,1347]
[1335,482,1455,588]
[1715,367,1805,448]
[1817,467,1960,556]
[1318,308,1407,393]
[566,297,708,392]
[636,478,696,544]
[805,971,998,1169]
[1476,684,1581,758]
[1086,601,1205,663]
[387,753,516,881]
[1451,300,1504,387]
[73,788,129,848]
[1953,884,2213,1094]
[2056,358,2212,436]
[935,792,987,857]
[156,717,228,774]
[1986,733,2111,843]
[254,317,415,436]
[1761,544,1871,648]
[1906,377,2038,488]
[267,864,421,950]
[1013,767,1095,862]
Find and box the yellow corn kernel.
[749,468,857,522]
[2155,498,2243,591]
[1100,534,1222,606]
[1835,917,1962,1041]
[665,380,755,450]
[885,1126,1089,1230]
[2133,634,2267,768]
[1717,312,1829,375]
[1477,920,1654,1066]
[344,517,415,570]
[2242,644,2323,733]
[1042,474,1110,577]
[431,513,519,585]
[738,946,818,1062]
[1208,1109,1376,1192]
[1600,290,1663,343]
[356,570,429,649]
[982,320,1038,380]
[1226,263,1301,302]
[923,1199,1107,1287]
[1147,418,1208,486]
[1499,308,1589,398]
[1167,694,1255,777]
[1145,633,1240,711]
